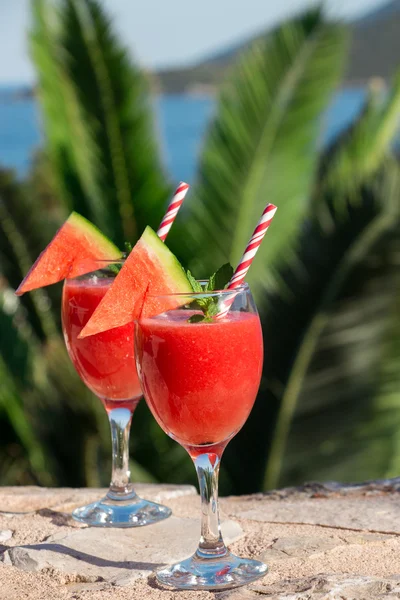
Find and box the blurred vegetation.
[1,0,400,493]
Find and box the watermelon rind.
[141,226,189,291]
[79,226,193,338]
[16,212,121,296]
[68,212,121,260]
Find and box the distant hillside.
[347,0,400,82]
[155,0,400,94]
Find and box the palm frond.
[0,295,55,486]
[0,170,58,340]
[31,0,171,246]
[170,9,347,304]
[30,0,99,221]
[261,161,400,489]
[232,65,400,491]
[280,211,400,486]
[316,68,400,203]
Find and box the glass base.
[72,492,172,528]
[156,549,268,590]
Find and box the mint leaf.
[188,313,215,324]
[186,269,204,293]
[108,263,121,275]
[213,263,234,291]
[124,241,133,256]
[205,301,219,317]
[186,263,234,323]
[188,313,206,323]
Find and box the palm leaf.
[31,0,171,246]
[30,0,100,222]
[0,170,58,340]
[260,160,400,490]
[0,290,55,485]
[280,211,400,486]
[258,70,400,489]
[223,56,400,492]
[0,367,53,486]
[170,9,347,305]
[316,68,400,204]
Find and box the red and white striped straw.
[228,203,277,288]
[217,203,277,318]
[157,182,190,242]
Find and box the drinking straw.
[157,182,190,242]
[217,203,277,318]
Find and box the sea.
[0,86,367,183]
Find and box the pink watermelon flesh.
[16,212,121,296]
[79,226,192,338]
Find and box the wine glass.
[135,283,267,589]
[61,259,171,527]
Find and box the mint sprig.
[187,263,233,323]
[108,241,133,274]
[124,241,133,256]
[205,263,234,293]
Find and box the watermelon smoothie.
[136,310,263,448]
[62,277,141,410]
[135,285,267,590]
[61,261,171,527]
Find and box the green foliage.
[260,165,400,491]
[31,0,171,246]
[1,0,400,493]
[0,0,185,489]
[258,73,400,489]
[169,9,348,308]
[186,263,234,322]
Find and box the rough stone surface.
[2,516,243,586]
[0,484,196,513]
[230,575,400,599]
[236,495,400,534]
[0,482,399,599]
[0,531,12,543]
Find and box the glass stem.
[193,452,228,559]
[107,407,136,500]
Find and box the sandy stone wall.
[0,480,399,599]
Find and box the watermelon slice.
[79,226,192,338]
[16,212,121,296]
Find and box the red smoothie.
[62,278,142,406]
[136,310,263,447]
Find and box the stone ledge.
[0,482,399,599]
[0,483,197,513]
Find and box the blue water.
[0,87,366,182]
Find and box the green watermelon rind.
[16,212,121,295]
[78,226,193,338]
[140,226,191,295]
[68,212,121,260]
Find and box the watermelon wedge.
[79,226,192,338]
[16,212,121,296]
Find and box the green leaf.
[30,0,103,224]
[31,0,171,246]
[0,169,59,340]
[188,314,207,324]
[124,241,133,255]
[206,302,220,317]
[170,9,347,310]
[206,263,234,292]
[315,67,400,206]
[0,358,54,486]
[279,210,400,487]
[186,269,204,293]
[261,163,400,490]
[186,264,233,322]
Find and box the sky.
[0,0,389,84]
